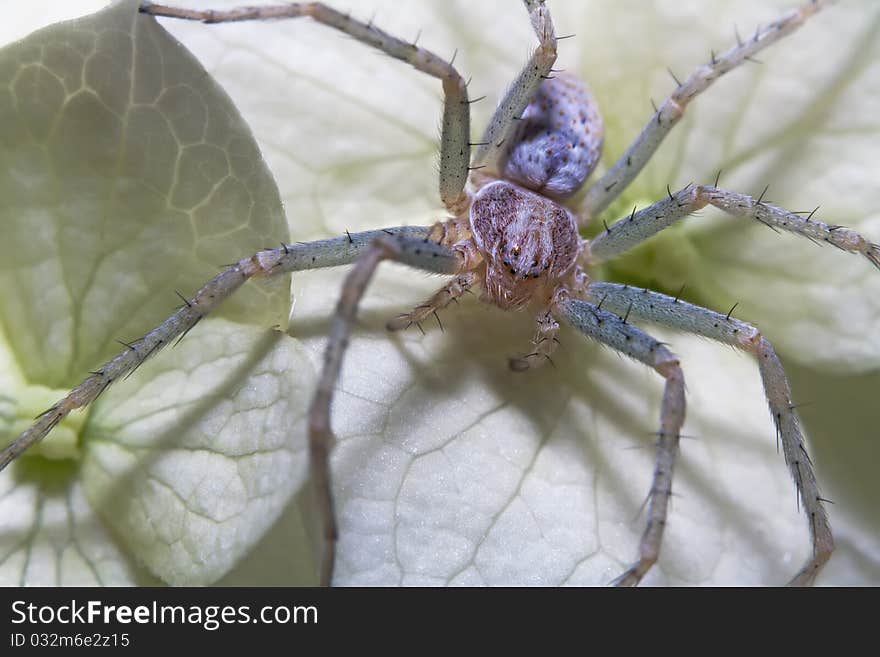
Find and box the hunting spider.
[3,0,878,586]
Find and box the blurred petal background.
[1,0,877,585]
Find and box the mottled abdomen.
[502,72,603,200]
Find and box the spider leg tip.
[866,243,880,270]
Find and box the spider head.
[470,180,582,310]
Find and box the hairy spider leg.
[556,298,686,587]
[471,0,558,176]
[579,0,831,223]
[585,282,834,585]
[139,1,472,213]
[25,0,863,589]
[508,310,561,372]
[586,184,880,268]
[308,235,465,585]
[0,226,433,471]
[386,272,479,332]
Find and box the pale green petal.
[0,0,301,585]
[217,488,318,585]
[0,463,156,585]
[82,319,313,585]
[0,322,155,585]
[4,0,878,586]
[569,0,880,370]
[0,0,289,388]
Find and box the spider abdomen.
[470,180,582,310]
[502,72,603,200]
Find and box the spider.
[2,0,878,586]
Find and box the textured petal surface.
[0,321,154,585]
[2,0,878,585]
[82,320,313,585]
[0,0,306,585]
[153,0,877,584]
[578,0,880,372]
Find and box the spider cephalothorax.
[5,0,878,588]
[445,72,602,313]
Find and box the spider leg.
[509,310,560,372]
[587,184,880,269]
[555,297,686,587]
[308,235,465,585]
[579,0,830,221]
[471,0,557,176]
[386,271,478,332]
[585,282,834,585]
[0,225,432,472]
[139,2,471,213]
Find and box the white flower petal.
[0,0,301,585]
[292,267,821,584]
[82,320,313,585]
[572,0,880,369]
[3,0,878,586]
[0,322,152,585]
[0,468,154,585]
